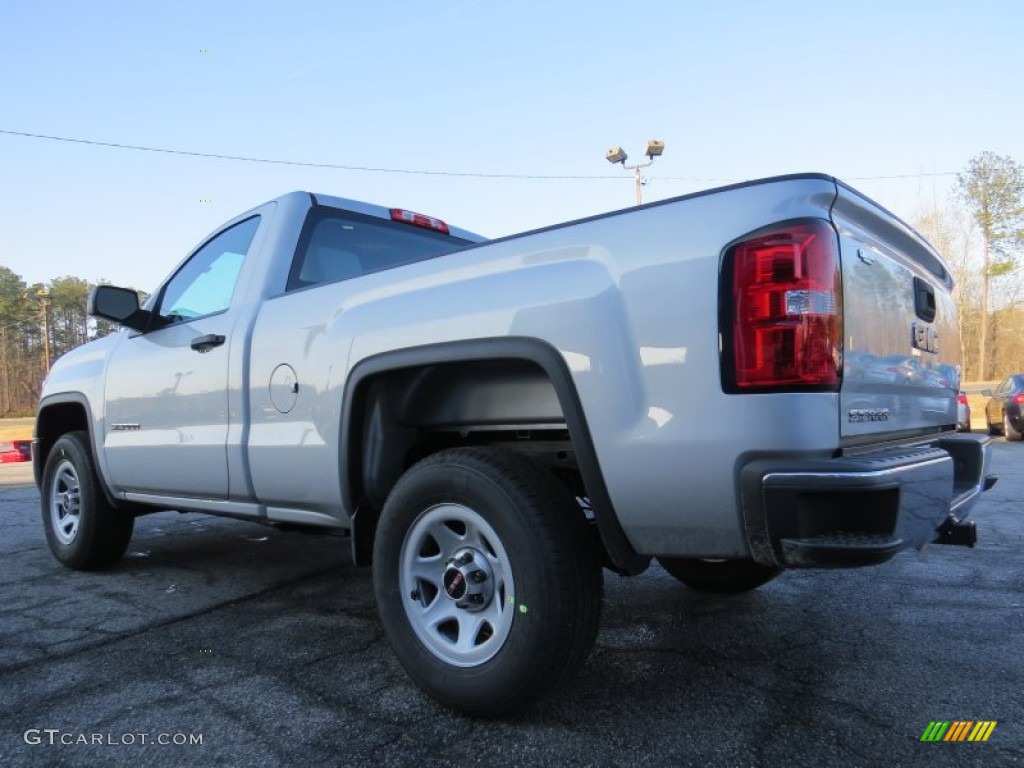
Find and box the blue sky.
[2,0,1022,292]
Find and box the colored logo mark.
[920,721,997,742]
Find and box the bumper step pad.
[780,532,903,568]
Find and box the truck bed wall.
[248,176,843,557]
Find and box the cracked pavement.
[0,443,1021,767]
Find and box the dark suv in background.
[984,374,1024,441]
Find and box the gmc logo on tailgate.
[912,322,939,354]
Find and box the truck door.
[102,216,261,499]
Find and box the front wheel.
[373,447,602,717]
[41,431,134,569]
[657,557,781,594]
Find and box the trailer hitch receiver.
[933,515,977,548]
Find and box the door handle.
[913,277,936,322]
[190,334,226,352]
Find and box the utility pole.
[604,140,666,205]
[0,326,8,414]
[37,287,52,373]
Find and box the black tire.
[1005,414,1023,442]
[657,557,781,594]
[41,431,134,570]
[373,447,602,717]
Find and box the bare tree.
[955,152,1024,379]
[914,203,981,377]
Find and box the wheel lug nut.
[471,570,487,583]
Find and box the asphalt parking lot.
[1,444,1021,767]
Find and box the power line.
[0,129,621,180]
[1,128,960,183]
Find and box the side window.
[996,378,1012,395]
[158,216,261,322]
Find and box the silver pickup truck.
[34,174,994,715]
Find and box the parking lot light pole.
[604,140,666,205]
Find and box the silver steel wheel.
[49,459,81,546]
[399,503,515,667]
[374,447,604,715]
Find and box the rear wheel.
[657,557,781,594]
[41,431,134,569]
[1005,413,1023,441]
[373,447,602,717]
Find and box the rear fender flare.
[340,337,648,574]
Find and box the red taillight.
[1013,394,1024,405]
[957,393,969,405]
[389,208,450,234]
[726,220,842,391]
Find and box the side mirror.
[88,285,151,332]
[980,390,993,397]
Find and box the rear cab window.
[287,207,474,291]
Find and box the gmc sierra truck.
[34,174,994,716]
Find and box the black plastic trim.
[736,438,989,568]
[913,276,937,322]
[34,393,119,508]
[340,337,648,574]
[780,533,903,567]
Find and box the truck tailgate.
[831,183,959,440]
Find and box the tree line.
[1,151,1022,416]
[0,270,133,415]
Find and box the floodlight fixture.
[603,139,667,205]
[605,146,628,165]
